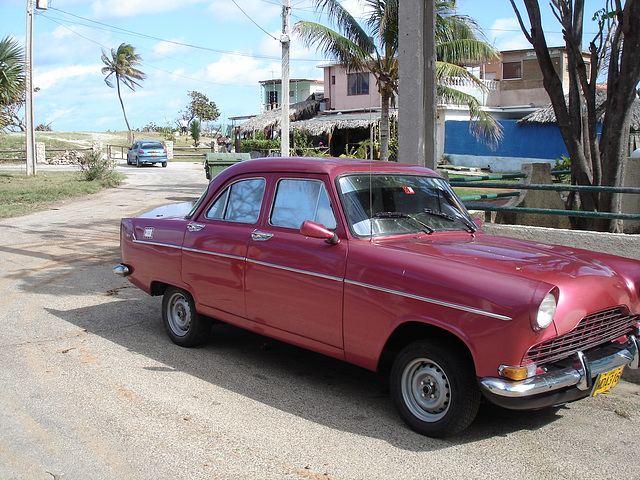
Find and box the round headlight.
[536,293,557,330]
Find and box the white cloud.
[34,64,101,90]
[204,52,277,86]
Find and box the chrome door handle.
[251,231,274,241]
[187,223,205,232]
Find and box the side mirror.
[300,220,340,245]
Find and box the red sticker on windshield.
[403,186,415,194]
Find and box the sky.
[0,0,605,133]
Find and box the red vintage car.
[115,157,640,437]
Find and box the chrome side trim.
[182,246,244,262]
[345,279,512,321]
[247,258,343,282]
[132,239,183,250]
[480,340,638,398]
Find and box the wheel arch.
[150,281,193,298]
[377,321,476,376]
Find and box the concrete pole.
[25,0,36,175]
[398,0,437,169]
[280,0,290,157]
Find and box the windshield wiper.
[423,208,455,222]
[373,212,435,234]
[423,208,477,233]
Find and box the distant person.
[225,136,232,152]
[181,118,188,135]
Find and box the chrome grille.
[524,307,639,366]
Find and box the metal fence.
[451,171,640,221]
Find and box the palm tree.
[101,43,146,142]
[294,0,501,160]
[0,36,25,131]
[435,1,502,146]
[294,0,398,160]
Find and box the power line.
[44,7,321,62]
[230,0,278,40]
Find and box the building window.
[503,61,522,79]
[347,73,369,96]
[331,75,336,85]
[267,91,278,105]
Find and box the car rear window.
[141,142,163,149]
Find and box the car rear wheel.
[162,161,167,168]
[136,157,141,168]
[162,287,211,347]
[390,340,480,437]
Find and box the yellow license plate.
[591,366,624,396]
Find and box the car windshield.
[337,173,477,237]
[141,142,163,149]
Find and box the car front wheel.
[162,287,210,347]
[390,340,480,437]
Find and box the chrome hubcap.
[401,358,451,422]
[168,293,191,337]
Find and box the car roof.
[222,156,439,179]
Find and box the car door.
[127,142,137,163]
[244,176,347,349]
[182,176,266,319]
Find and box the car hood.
[379,231,638,327]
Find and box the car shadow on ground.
[43,273,564,451]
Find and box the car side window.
[205,178,266,224]
[270,179,337,230]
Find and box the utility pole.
[398,0,437,169]
[280,0,290,157]
[25,0,36,175]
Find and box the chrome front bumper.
[480,335,639,409]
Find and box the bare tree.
[510,0,640,231]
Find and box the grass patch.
[0,171,125,219]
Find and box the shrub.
[79,148,120,185]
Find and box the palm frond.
[438,83,503,148]
[437,38,498,65]
[293,21,372,69]
[312,0,375,53]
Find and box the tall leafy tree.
[510,0,640,231]
[183,91,220,125]
[101,43,146,142]
[294,0,501,161]
[0,36,25,131]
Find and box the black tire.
[136,157,141,168]
[390,340,480,437]
[162,287,211,347]
[162,161,167,168]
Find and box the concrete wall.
[622,156,640,234]
[482,223,640,260]
[445,120,570,168]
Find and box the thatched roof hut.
[292,110,396,136]
[517,89,640,131]
[237,100,321,135]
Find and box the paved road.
[1,162,639,480]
